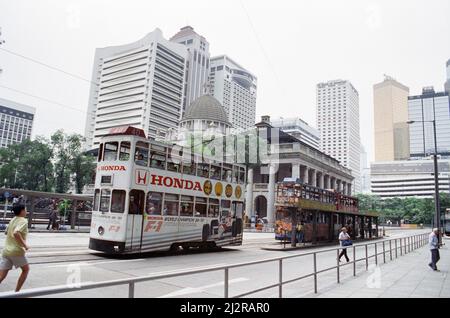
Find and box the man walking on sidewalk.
[428,228,440,271]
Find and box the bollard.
[353,245,356,277]
[313,253,318,293]
[279,259,283,298]
[336,249,340,283]
[365,245,368,270]
[224,268,229,298]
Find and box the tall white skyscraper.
[84,28,188,149]
[209,55,257,131]
[445,59,450,93]
[170,26,210,112]
[316,80,361,193]
[270,117,320,150]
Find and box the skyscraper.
[209,55,257,131]
[84,29,188,149]
[316,80,361,193]
[373,76,410,161]
[170,26,210,112]
[0,98,35,148]
[408,86,450,158]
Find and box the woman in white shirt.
[338,227,351,262]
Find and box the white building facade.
[0,98,35,148]
[445,59,450,93]
[316,80,361,193]
[170,26,210,113]
[270,117,320,150]
[371,159,450,198]
[209,55,257,132]
[84,29,188,149]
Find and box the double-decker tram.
[274,179,379,243]
[89,126,246,254]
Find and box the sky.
[0,0,449,163]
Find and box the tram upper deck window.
[232,166,239,183]
[104,142,118,161]
[129,190,145,215]
[222,164,232,182]
[146,192,162,216]
[111,190,126,213]
[135,142,149,167]
[94,189,100,211]
[98,144,104,162]
[100,189,111,212]
[167,152,181,173]
[119,142,131,161]
[210,163,222,180]
[164,194,179,216]
[180,196,194,217]
[150,145,167,170]
[239,167,246,184]
[182,159,196,176]
[197,162,209,178]
[194,197,207,217]
[208,198,220,218]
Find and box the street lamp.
[407,120,441,244]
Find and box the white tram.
[89,126,246,254]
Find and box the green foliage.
[0,130,96,194]
[356,193,450,224]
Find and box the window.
[232,201,244,218]
[146,192,162,215]
[221,200,231,219]
[94,189,100,211]
[167,152,181,172]
[194,197,207,217]
[232,166,239,183]
[98,144,104,162]
[129,190,145,215]
[197,163,209,178]
[180,196,194,217]
[135,142,149,167]
[239,167,246,184]
[111,190,126,213]
[208,199,220,218]
[210,164,222,180]
[182,159,196,176]
[119,142,131,161]
[104,142,118,161]
[150,145,166,170]
[222,164,232,182]
[164,194,179,216]
[187,39,193,44]
[100,189,111,212]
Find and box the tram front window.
[135,142,149,167]
[119,142,131,161]
[164,194,179,216]
[146,192,162,215]
[104,142,118,161]
[129,190,145,215]
[100,189,111,212]
[111,190,126,213]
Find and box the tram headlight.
[98,226,105,236]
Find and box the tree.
[71,152,96,194]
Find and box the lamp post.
[407,120,441,244]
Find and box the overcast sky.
[0,0,449,163]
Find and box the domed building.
[167,95,232,142]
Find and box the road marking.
[46,258,146,268]
[158,277,249,298]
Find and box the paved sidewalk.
[302,239,450,298]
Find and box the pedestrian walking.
[428,228,440,271]
[47,210,58,231]
[0,204,30,292]
[296,222,305,244]
[338,227,351,262]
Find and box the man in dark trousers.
[428,228,440,271]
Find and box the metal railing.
[0,232,429,298]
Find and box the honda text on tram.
[89,126,246,254]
